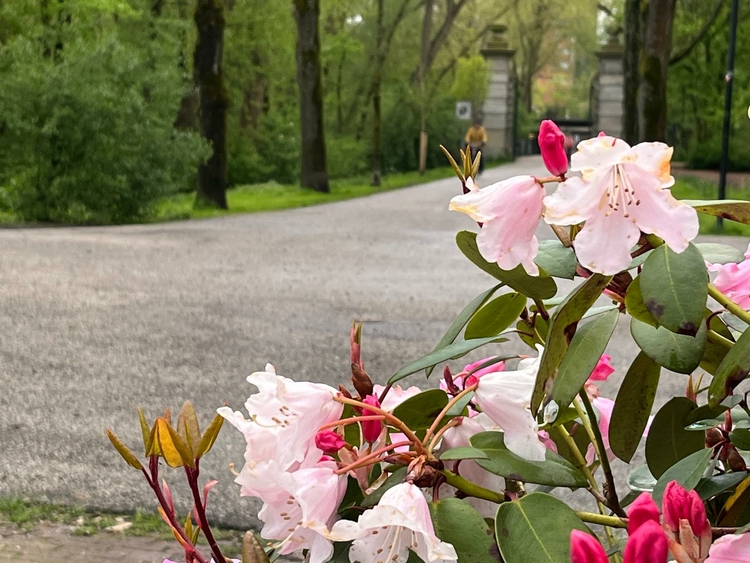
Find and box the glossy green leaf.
[610,352,661,462]
[445,391,475,417]
[426,284,502,376]
[701,312,735,374]
[646,398,704,478]
[439,446,490,461]
[470,431,588,487]
[465,293,527,339]
[430,499,500,563]
[392,389,449,431]
[494,493,589,563]
[652,448,713,505]
[551,309,619,408]
[682,199,750,224]
[631,318,707,374]
[534,240,577,280]
[625,276,659,328]
[627,464,656,492]
[695,243,746,265]
[708,327,750,407]
[456,231,557,300]
[531,274,613,414]
[323,541,353,563]
[696,472,749,500]
[730,429,750,450]
[639,243,708,336]
[390,335,508,385]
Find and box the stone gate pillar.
[594,37,624,138]
[480,25,515,159]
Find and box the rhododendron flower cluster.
[108,121,750,563]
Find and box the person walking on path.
[465,119,488,174]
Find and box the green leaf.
[445,391,475,417]
[609,352,661,463]
[625,276,659,328]
[639,243,708,336]
[106,429,143,470]
[708,327,750,407]
[494,493,589,563]
[696,472,749,500]
[430,499,500,563]
[730,429,750,450]
[465,293,527,339]
[439,447,490,461]
[470,431,588,487]
[631,318,707,374]
[695,243,746,265]
[323,541,353,563]
[534,240,577,280]
[390,336,508,385]
[682,199,750,224]
[627,464,656,492]
[652,448,713,505]
[551,309,619,408]
[195,413,224,459]
[645,398,705,478]
[360,467,408,508]
[701,312,735,374]
[426,284,503,376]
[456,231,557,300]
[531,274,613,414]
[392,389,449,431]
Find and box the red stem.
[185,460,226,563]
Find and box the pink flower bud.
[623,520,669,563]
[588,354,615,382]
[538,120,568,177]
[686,490,710,538]
[662,480,690,532]
[570,530,608,563]
[627,493,661,535]
[315,430,346,454]
[362,395,383,443]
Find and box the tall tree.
[293,0,329,193]
[622,0,643,144]
[194,0,229,208]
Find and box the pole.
[718,0,740,229]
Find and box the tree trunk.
[638,0,677,141]
[194,0,229,209]
[371,0,384,186]
[293,0,330,193]
[417,0,434,175]
[622,0,642,144]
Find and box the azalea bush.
[108,120,750,563]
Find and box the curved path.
[0,156,746,527]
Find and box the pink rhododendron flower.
[627,493,661,535]
[705,532,750,562]
[539,120,569,177]
[473,345,547,461]
[329,482,458,563]
[449,176,545,275]
[587,397,615,462]
[538,430,558,453]
[217,364,343,472]
[235,459,346,563]
[315,430,346,454]
[570,530,608,563]
[623,520,669,563]
[588,354,614,381]
[708,242,750,309]
[361,394,384,443]
[662,481,712,562]
[543,136,699,275]
[372,384,421,412]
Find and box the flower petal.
[705,532,750,563]
[573,202,641,275]
[571,136,631,180]
[543,176,605,226]
[621,142,675,187]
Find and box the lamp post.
[718,0,740,229]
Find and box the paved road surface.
[1,156,746,529]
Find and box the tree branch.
[670,0,725,66]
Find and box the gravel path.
[1,156,747,538]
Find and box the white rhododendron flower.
[217,364,343,472]
[473,345,547,461]
[449,176,544,275]
[544,136,698,275]
[329,482,458,563]
[236,459,346,563]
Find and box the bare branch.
[670,0,725,65]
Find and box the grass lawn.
[671,176,750,236]
[157,166,463,222]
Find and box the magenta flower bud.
[315,430,346,454]
[361,394,383,443]
[623,520,669,563]
[686,490,710,538]
[538,120,568,177]
[588,354,615,382]
[662,481,690,532]
[570,530,608,563]
[627,492,661,535]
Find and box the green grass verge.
[156,166,464,222]
[671,176,750,236]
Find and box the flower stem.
[423,384,477,446]
[574,511,627,529]
[426,419,461,454]
[707,329,734,350]
[185,462,226,563]
[335,441,413,475]
[440,469,505,503]
[318,414,387,431]
[708,283,750,325]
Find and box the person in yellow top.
[465,119,488,173]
